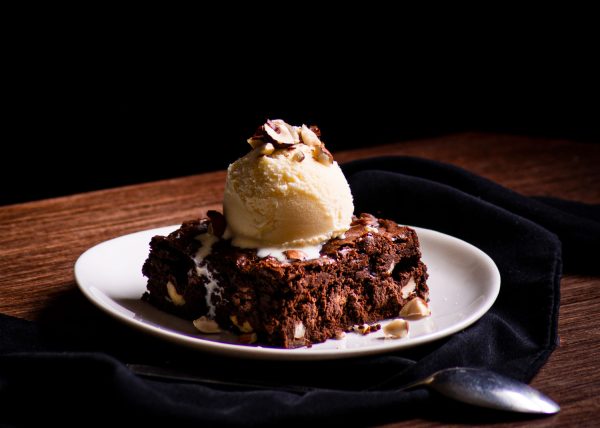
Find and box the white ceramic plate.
[75,225,500,360]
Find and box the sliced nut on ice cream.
[247,126,269,148]
[247,136,264,149]
[399,297,431,319]
[383,319,409,339]
[285,122,301,143]
[259,142,275,156]
[293,150,305,162]
[264,119,296,147]
[314,145,333,165]
[300,124,321,146]
[247,119,299,148]
[193,316,222,333]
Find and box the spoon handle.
[127,364,314,393]
[129,364,560,415]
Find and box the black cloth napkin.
[1,156,598,426]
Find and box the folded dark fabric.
[343,157,600,274]
[1,156,597,426]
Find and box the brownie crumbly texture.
[142,212,428,348]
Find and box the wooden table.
[1,133,599,426]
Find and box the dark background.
[3,24,598,206]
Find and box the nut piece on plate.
[334,331,346,340]
[353,324,370,335]
[193,316,222,334]
[352,323,381,335]
[399,297,431,319]
[383,319,409,339]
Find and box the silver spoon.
[128,364,560,415]
[398,367,560,414]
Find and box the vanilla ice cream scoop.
[223,120,354,254]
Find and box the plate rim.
[74,224,501,361]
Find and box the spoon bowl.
[402,367,560,414]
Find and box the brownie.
[142,212,428,348]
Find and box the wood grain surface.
[1,132,599,427]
